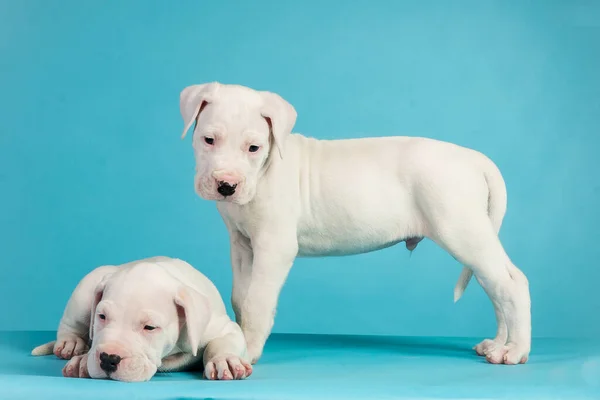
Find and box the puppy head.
[87,263,210,382]
[179,82,297,205]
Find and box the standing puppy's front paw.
[54,336,89,359]
[204,355,252,380]
[62,353,90,378]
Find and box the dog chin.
[109,364,157,382]
[88,354,157,382]
[196,188,253,205]
[218,194,253,206]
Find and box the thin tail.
[454,268,473,303]
[453,156,507,302]
[31,341,55,356]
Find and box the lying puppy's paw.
[62,353,90,378]
[54,336,89,359]
[204,355,252,380]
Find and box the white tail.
[454,267,473,302]
[31,341,55,356]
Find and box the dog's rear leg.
[405,236,508,354]
[454,166,509,356]
[433,217,530,364]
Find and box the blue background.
[1,0,598,340]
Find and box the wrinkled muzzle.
[87,333,159,382]
[194,169,256,204]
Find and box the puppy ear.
[260,91,297,159]
[174,285,210,357]
[179,82,220,140]
[88,274,111,341]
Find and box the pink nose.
[97,344,128,359]
[215,174,239,186]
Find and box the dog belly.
[297,231,405,257]
[296,193,419,257]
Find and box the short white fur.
[179,82,531,366]
[32,256,252,381]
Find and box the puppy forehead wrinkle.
[95,299,113,313]
[136,308,169,327]
[201,90,267,133]
[210,105,254,128]
[200,123,226,136]
[244,130,268,142]
[103,287,176,324]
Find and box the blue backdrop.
[1,0,598,339]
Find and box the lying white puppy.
[32,256,251,382]
[179,82,531,366]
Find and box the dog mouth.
[90,351,156,382]
[195,180,237,201]
[194,178,255,205]
[103,363,156,382]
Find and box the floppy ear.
[88,275,111,341]
[174,285,211,357]
[260,91,297,159]
[179,82,220,140]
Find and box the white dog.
[32,256,252,382]
[179,82,531,366]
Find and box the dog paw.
[204,354,252,380]
[474,338,505,357]
[484,342,529,365]
[54,336,89,360]
[62,353,90,378]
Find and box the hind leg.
[433,217,531,365]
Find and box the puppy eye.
[248,145,260,153]
[144,325,156,331]
[98,314,106,320]
[204,137,214,145]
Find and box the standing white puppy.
[179,82,531,366]
[32,256,251,382]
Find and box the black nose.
[99,352,121,373]
[217,181,237,197]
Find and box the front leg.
[229,231,253,325]
[203,322,252,380]
[238,231,297,364]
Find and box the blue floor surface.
[0,331,598,399]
